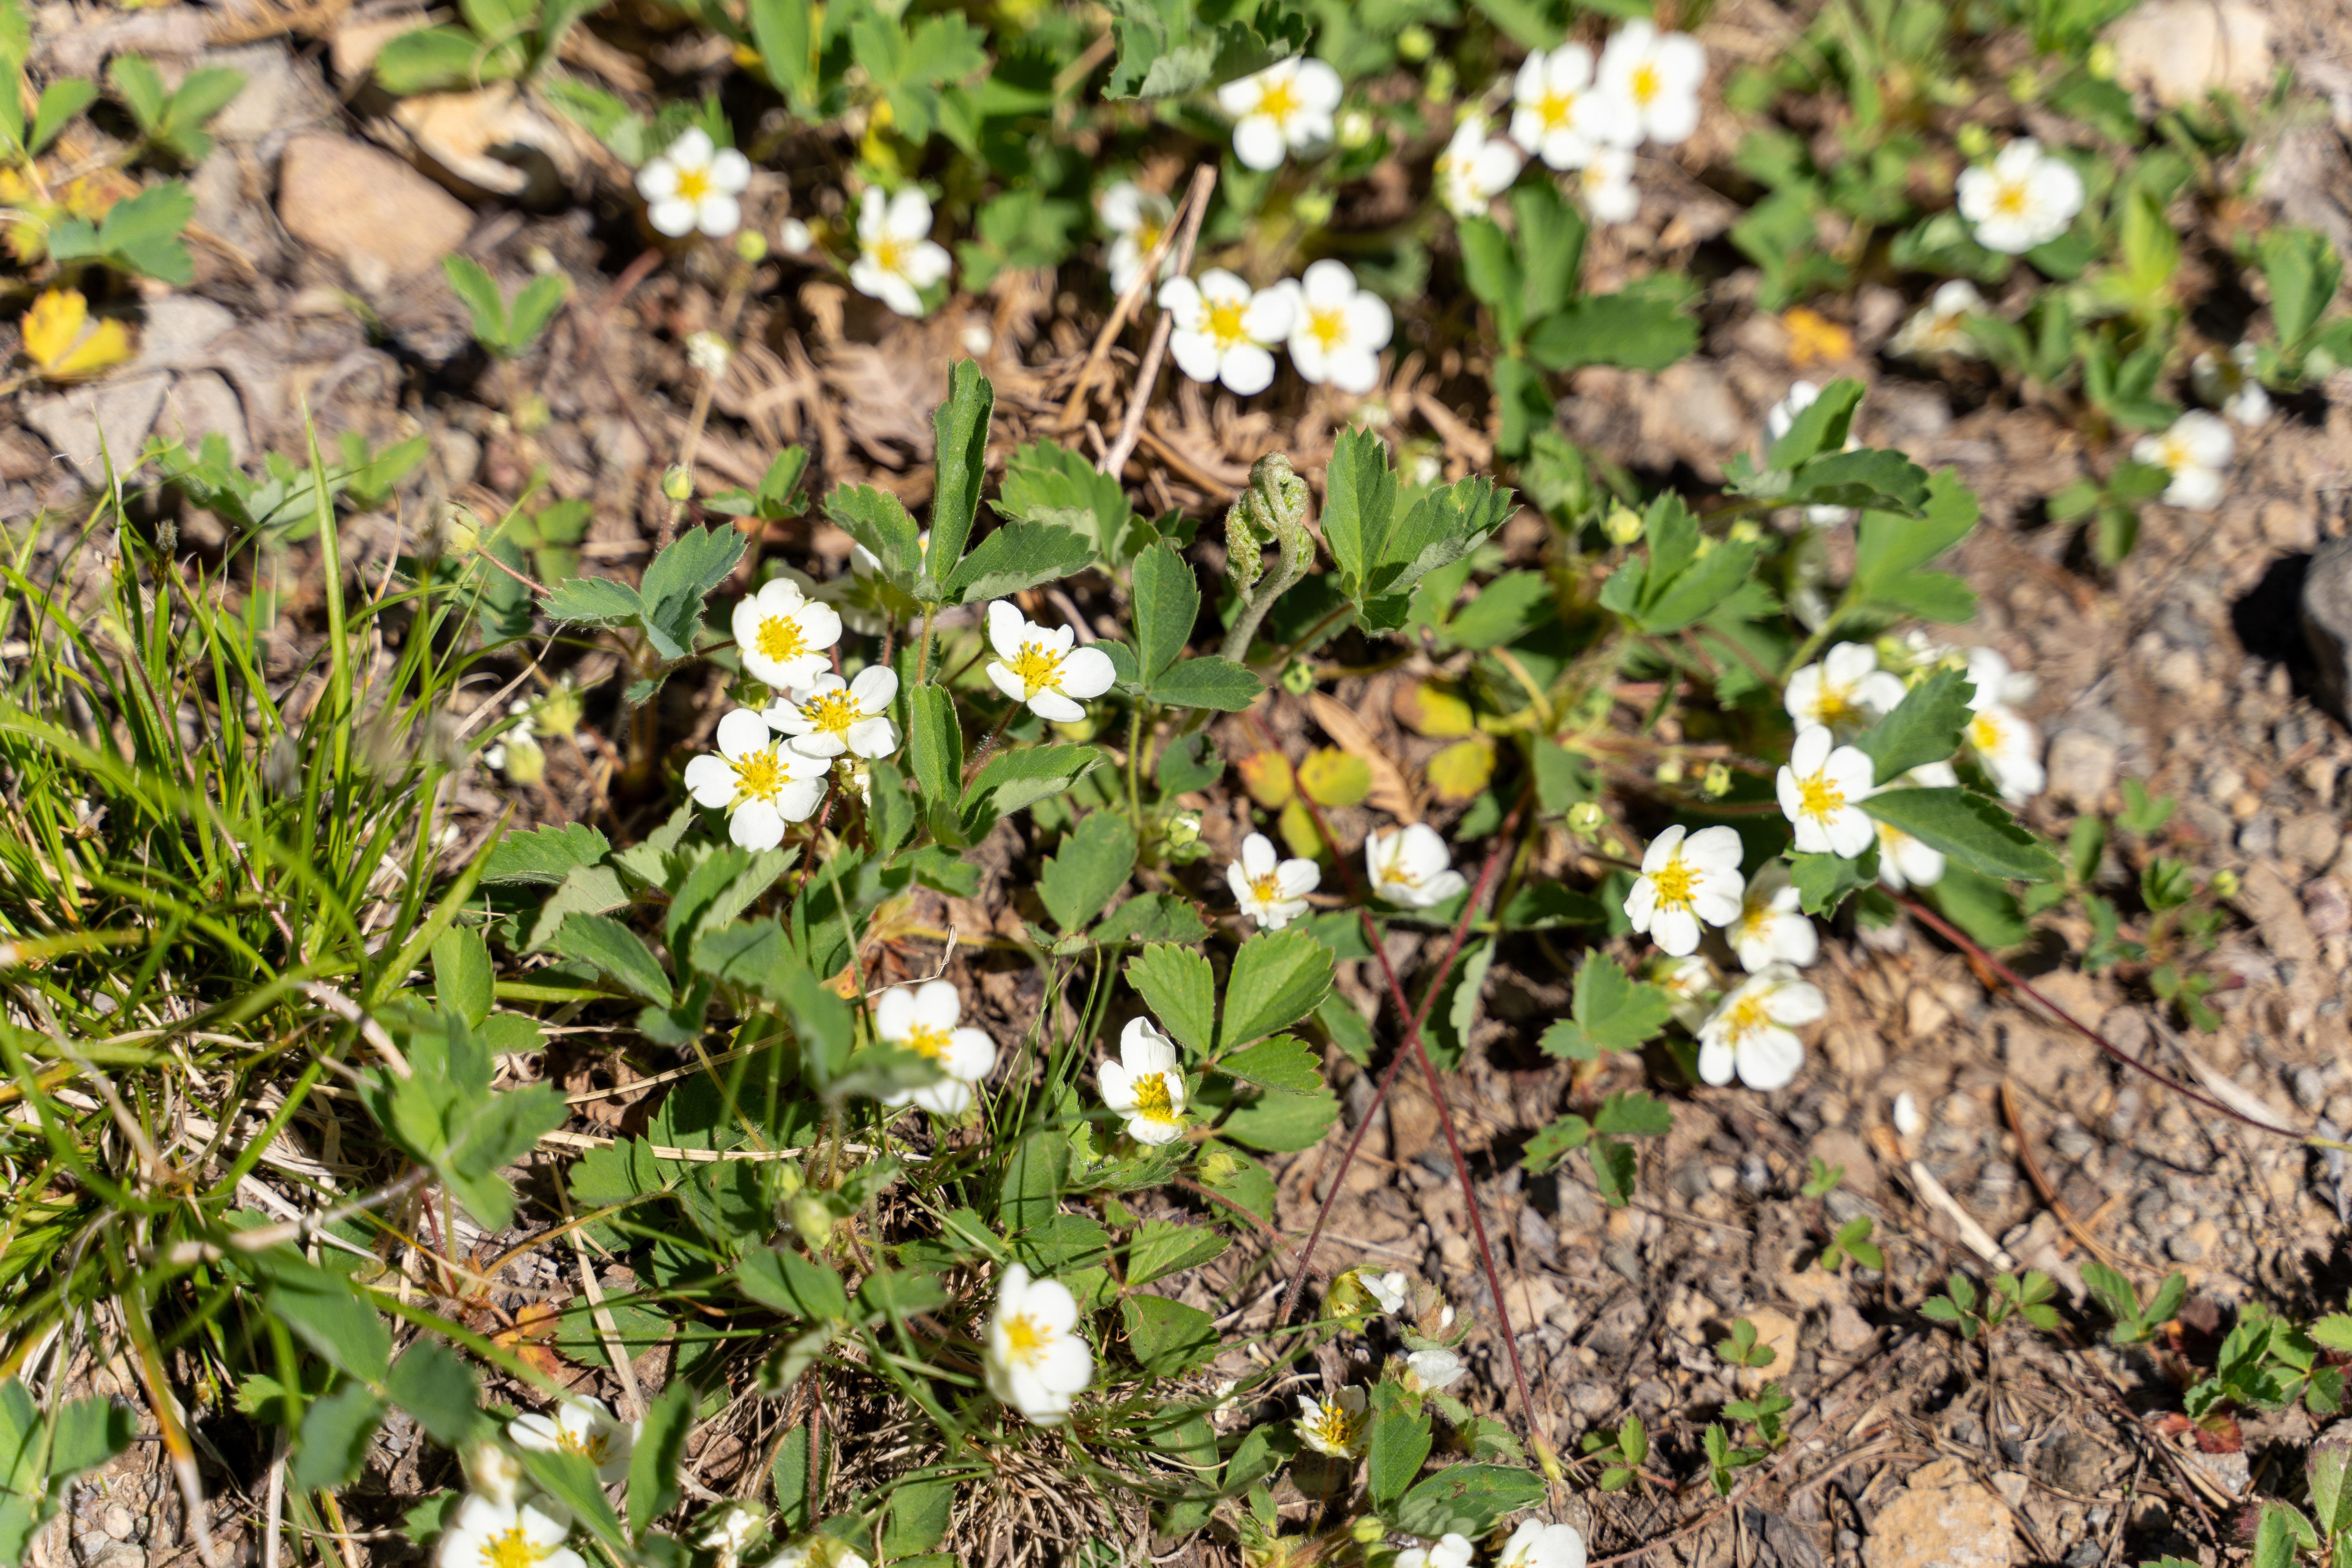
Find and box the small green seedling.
[108,55,245,165]
[444,256,569,360]
[1815,1215,1883,1274]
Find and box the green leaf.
[1520,1113,1592,1172]
[1127,943,1215,1057]
[47,1398,131,1484]
[373,25,494,93]
[1393,1464,1547,1540]
[738,1247,851,1321]
[880,1477,955,1558]
[519,1450,627,1552]
[638,525,746,660]
[1441,570,1552,650]
[541,574,643,626]
[943,520,1094,604]
[1321,425,1399,595]
[1767,378,1865,470]
[1218,1086,1339,1151]
[483,822,610,886]
[1124,1220,1229,1286]
[1851,667,1971,781]
[1537,952,1673,1060]
[92,180,194,283]
[443,255,509,348]
[2261,227,2340,352]
[824,484,922,585]
[1155,731,1221,794]
[29,78,97,155]
[960,743,1103,821]
[1218,1034,1322,1093]
[1593,1089,1673,1137]
[1040,811,1138,933]
[1526,287,1699,372]
[386,1342,481,1447]
[108,54,167,127]
[1787,448,1931,515]
[292,1382,383,1493]
[1638,541,1761,634]
[1103,0,1310,99]
[1120,1294,1220,1374]
[1789,843,1881,916]
[1367,1411,1434,1512]
[263,1259,392,1385]
[555,913,673,1006]
[999,1124,1068,1231]
[925,360,993,592]
[1091,891,1208,946]
[745,0,816,108]
[432,925,495,1026]
[1220,927,1335,1049]
[1149,656,1262,711]
[906,684,963,808]
[1930,865,2031,949]
[1860,789,2059,883]
[1131,540,1200,683]
[1000,440,1145,568]
[628,1379,695,1535]
[508,274,566,352]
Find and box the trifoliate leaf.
[1537,952,1673,1060]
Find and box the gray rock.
[276,133,472,288]
[2239,813,2279,860]
[2167,1231,2207,1263]
[2044,730,2118,810]
[2282,812,2344,871]
[154,372,248,463]
[22,374,171,485]
[2303,537,2352,727]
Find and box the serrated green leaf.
[385,1343,480,1447]
[1218,1086,1339,1151]
[1040,811,1138,933]
[1520,1113,1593,1172]
[1368,1410,1434,1512]
[1525,287,1699,372]
[1860,788,2058,883]
[1126,943,1214,1057]
[554,913,673,1005]
[1851,667,1971,780]
[1393,1464,1547,1541]
[824,484,921,585]
[959,743,1102,821]
[925,359,993,588]
[1217,1034,1321,1093]
[1131,540,1200,683]
[943,519,1094,604]
[1538,952,1673,1059]
[1221,927,1335,1049]
[541,575,643,626]
[292,1383,383,1493]
[1149,656,1262,711]
[1790,842,1880,916]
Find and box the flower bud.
[777,217,815,256]
[1398,24,1434,60]
[1422,59,1455,102]
[1654,755,1685,786]
[1351,1515,1388,1545]
[1728,518,1765,545]
[535,679,585,740]
[501,734,547,786]
[1280,659,1317,695]
[1292,189,1335,227]
[2086,40,2117,78]
[1702,761,1733,797]
[1336,109,1374,149]
[464,1441,523,1508]
[1956,123,1994,160]
[2209,868,2241,900]
[1164,809,1202,848]
[1566,801,1606,838]
[1603,506,1645,544]
[2005,67,2041,104]
[789,1193,833,1250]
[662,465,695,502]
[735,229,769,264]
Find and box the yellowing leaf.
[1298,746,1372,808]
[1237,750,1295,809]
[1397,681,1475,737]
[1425,737,1496,802]
[1307,692,1418,821]
[21,289,132,381]
[1278,797,1323,860]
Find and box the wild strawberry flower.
[437,1494,586,1568]
[2193,341,2271,427]
[637,128,751,239]
[733,578,843,691]
[1500,1521,1589,1568]
[1285,259,1393,395]
[483,699,545,784]
[1626,824,1745,957]
[1889,280,1986,361]
[1786,642,1906,733]
[1778,726,1877,858]
[1510,44,1604,169]
[849,187,953,318]
[984,1264,1093,1426]
[1730,866,1817,974]
[1367,824,1469,909]
[1360,1269,1409,1314]
[1099,1016,1187,1145]
[1217,57,1343,171]
[697,1504,764,1566]
[2132,410,2234,511]
[1405,1347,1465,1392]
[508,1397,636,1484]
[1648,952,1719,1030]
[1436,112,1524,218]
[1578,148,1640,224]
[1293,1385,1368,1457]
[684,709,829,850]
[463,1441,524,1509]
[983,601,1118,722]
[1697,964,1825,1092]
[1875,761,1957,890]
[1159,269,1296,396]
[765,667,899,760]
[876,980,998,1116]
[1594,20,1707,146]
[1398,1536,1477,1568]
[762,1541,869,1568]
[1101,181,1176,298]
[1962,650,2044,804]
[1228,831,1321,929]
[1956,138,2083,255]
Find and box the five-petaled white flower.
[437,1494,586,1568]
[1778,725,1877,858]
[1962,651,2044,803]
[1625,824,1745,958]
[1285,259,1393,395]
[1956,138,2083,255]
[1786,641,1906,733]
[684,709,829,850]
[1293,1385,1368,1457]
[765,667,898,760]
[733,578,843,691]
[876,980,998,1116]
[983,601,1118,723]
[984,1264,1093,1426]
[1217,57,1343,171]
[1730,864,1817,974]
[2193,341,2271,427]
[697,1503,764,1565]
[1875,762,1957,890]
[1436,112,1524,218]
[1889,280,1986,361]
[1510,44,1604,169]
[1101,181,1176,298]
[637,129,751,239]
[1406,1347,1465,1392]
[1594,20,1707,146]
[1578,147,1640,224]
[849,187,953,318]
[1398,1536,1477,1568]
[508,1397,637,1484]
[1099,1016,1187,1145]
[1159,269,1296,396]
[1500,1521,1589,1568]
[1228,831,1321,929]
[1367,824,1469,908]
[2132,410,2234,511]
[1649,951,1719,1030]
[1697,964,1824,1092]
[1360,1269,1409,1314]
[760,1541,869,1568]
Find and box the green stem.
[1126,701,1145,827]
[914,603,935,686]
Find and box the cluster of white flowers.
[437,1403,644,1568]
[1391,1523,1585,1568]
[1956,138,2083,255]
[2133,409,2235,512]
[1158,258,1394,397]
[483,698,546,785]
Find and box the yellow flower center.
[1305,1402,1363,1451]
[1969,711,2006,751]
[904,1022,951,1060]
[486,1526,552,1568]
[1725,994,1770,1038]
[1630,63,1661,105]
[1002,1312,1049,1367]
[1248,870,1286,905]
[757,614,808,663]
[734,746,787,803]
[1307,305,1348,352]
[1131,1072,1174,1122]
[675,166,711,204]
[1649,854,1695,910]
[1537,88,1577,129]
[557,1424,611,1464]
[1204,298,1250,347]
[870,234,907,275]
[1992,178,2029,217]
[1009,640,1065,696]
[1136,219,1166,255]
[1811,687,1858,727]
[2158,436,2189,472]
[1796,773,1845,819]
[1255,77,1300,125]
[803,689,861,735]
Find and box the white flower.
[1436,112,1524,218]
[1158,269,1296,396]
[1960,652,2042,802]
[1367,824,1469,908]
[1778,725,1877,858]
[508,1397,636,1484]
[765,666,899,760]
[697,1504,764,1564]
[437,1495,586,1568]
[1889,280,1985,360]
[1593,20,1707,146]
[686,331,731,377]
[462,1442,524,1509]
[1361,1269,1409,1314]
[1216,57,1342,171]
[1730,865,1817,973]
[2193,341,2270,427]
[1398,1536,1477,1568]
[1227,831,1320,929]
[1624,824,1745,957]
[775,217,813,255]
[761,1543,868,1568]
[683,709,830,850]
[1292,1385,1368,1457]
[1964,646,2036,708]
[1697,964,1824,1092]
[1510,44,1604,169]
[984,1264,1093,1425]
[1500,1522,1588,1568]
[484,699,544,782]
[1956,138,2083,255]
[1101,181,1176,298]
[982,601,1118,723]
[1099,1016,1187,1145]
[1648,951,1719,1029]
[733,578,843,691]
[849,188,953,318]
[1875,761,1956,890]
[1406,1347,1465,1392]
[637,129,751,239]
[1577,147,1640,224]
[2132,409,2233,511]
[1785,642,1906,732]
[876,979,998,1115]
[1286,259,1393,395]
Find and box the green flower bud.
[736,229,769,263]
[1398,24,1434,60]
[662,465,695,502]
[1422,59,1455,102]
[1956,123,1994,160]
[1728,517,1765,545]
[1280,659,1317,695]
[1566,800,1605,838]
[1654,755,1684,786]
[1603,506,1645,544]
[1702,761,1733,797]
[1292,189,1335,227]
[1164,809,1203,848]
[535,679,585,740]
[1351,1515,1387,1545]
[2210,868,2241,900]
[789,1192,833,1251]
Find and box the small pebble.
[2168,1232,2207,1263]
